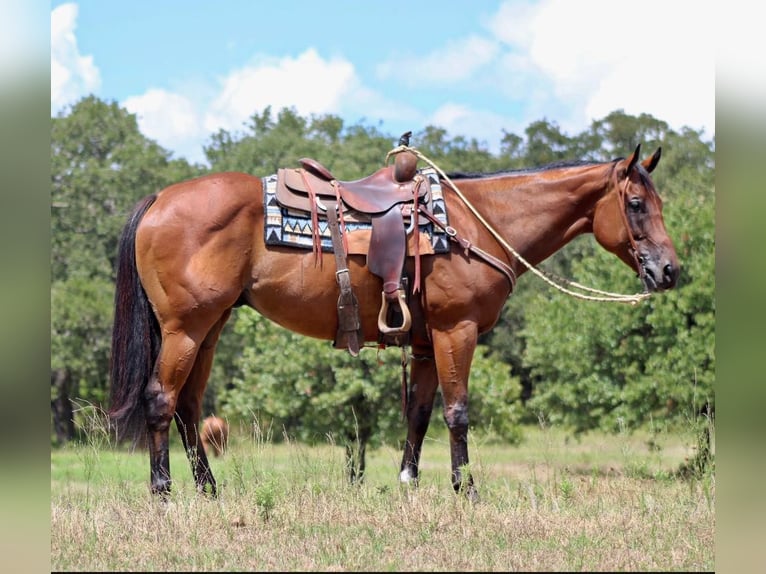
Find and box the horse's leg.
[399,353,439,486]
[431,325,479,502]
[174,310,232,496]
[143,330,202,498]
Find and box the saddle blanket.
[263,167,450,255]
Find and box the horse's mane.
[445,157,624,180]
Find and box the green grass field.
[51,423,714,571]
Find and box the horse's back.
[139,170,264,239]
[150,171,263,220]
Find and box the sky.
[50,0,717,166]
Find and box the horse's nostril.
[664,263,678,285]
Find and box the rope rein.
[386,144,651,305]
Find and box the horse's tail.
[108,194,160,444]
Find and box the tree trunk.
[345,397,373,484]
[51,368,75,445]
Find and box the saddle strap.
[417,206,517,290]
[299,168,323,265]
[325,204,363,356]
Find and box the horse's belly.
[246,251,383,342]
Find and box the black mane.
[445,157,623,180]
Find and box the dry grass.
[51,423,714,571]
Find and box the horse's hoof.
[150,478,172,500]
[399,468,419,485]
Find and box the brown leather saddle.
[274,149,430,354]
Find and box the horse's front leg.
[431,325,479,502]
[399,353,439,486]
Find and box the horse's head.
[593,144,680,292]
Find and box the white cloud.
[203,49,357,134]
[490,0,715,137]
[51,3,100,114]
[123,89,206,163]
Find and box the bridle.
[617,173,645,284]
[614,167,662,291]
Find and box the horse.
[108,142,679,501]
[200,415,229,457]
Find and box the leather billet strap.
[324,202,363,356]
[299,168,322,265]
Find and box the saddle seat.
[277,158,429,215]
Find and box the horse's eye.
[628,198,642,212]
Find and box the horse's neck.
[461,164,610,267]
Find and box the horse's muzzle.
[641,256,680,292]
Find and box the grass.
[51,421,714,571]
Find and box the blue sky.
[51,1,716,166]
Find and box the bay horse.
[108,143,679,501]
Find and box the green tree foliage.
[586,109,672,160]
[413,125,501,173]
[51,96,200,282]
[220,311,405,448]
[204,106,395,179]
[465,346,524,444]
[522,119,574,165]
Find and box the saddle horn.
[394,131,418,183]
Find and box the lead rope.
[387,145,651,305]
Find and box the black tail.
[108,194,160,444]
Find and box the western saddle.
[275,133,430,355]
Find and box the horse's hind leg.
[174,310,232,496]
[399,353,439,486]
[143,330,202,497]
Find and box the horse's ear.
[642,147,661,173]
[626,144,641,175]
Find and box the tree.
[586,110,671,160]
[414,125,501,173]
[500,118,713,468]
[522,119,575,166]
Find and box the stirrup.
[377,289,412,334]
